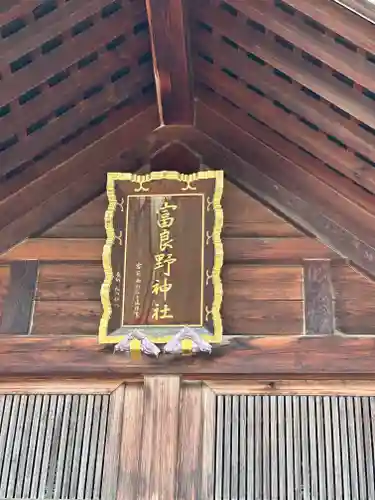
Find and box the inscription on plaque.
[99,171,224,346]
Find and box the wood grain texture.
[176,383,203,499]
[193,27,375,167]
[284,0,375,50]
[195,54,375,194]
[332,264,375,334]
[0,104,159,256]
[25,262,305,336]
[223,298,303,335]
[304,260,335,335]
[0,261,38,335]
[2,335,375,377]
[208,379,375,396]
[191,103,375,278]
[146,0,193,124]
[102,384,125,500]
[41,180,303,239]
[197,86,375,220]
[32,301,101,336]
[36,263,104,301]
[1,236,336,263]
[117,384,144,500]
[229,0,375,93]
[139,376,180,500]
[200,385,216,500]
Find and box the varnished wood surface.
[139,376,180,500]
[1,335,375,377]
[333,263,375,334]
[191,103,375,278]
[0,104,159,256]
[146,0,193,124]
[2,173,374,339]
[116,384,144,500]
[1,237,337,262]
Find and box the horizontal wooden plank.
[223,266,303,300]
[2,335,375,376]
[32,301,102,336]
[36,264,104,301]
[223,298,303,335]
[332,264,375,301]
[26,262,304,336]
[335,299,375,335]
[208,379,375,396]
[1,237,337,262]
[43,180,302,238]
[0,379,120,394]
[31,263,303,335]
[224,238,337,262]
[333,264,375,334]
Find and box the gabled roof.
[1,0,375,277]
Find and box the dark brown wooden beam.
[146,0,194,124]
[0,261,38,335]
[1,335,375,377]
[303,260,335,335]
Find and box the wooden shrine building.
[1,0,375,498]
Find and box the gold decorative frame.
[99,170,224,345]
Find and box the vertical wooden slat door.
[0,384,123,500]
[212,393,375,500]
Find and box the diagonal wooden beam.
[191,101,375,278]
[143,117,375,279]
[0,104,159,255]
[145,0,194,125]
[282,0,375,50]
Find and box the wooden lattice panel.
[0,0,153,182]
[215,394,375,499]
[0,393,110,499]
[192,0,375,195]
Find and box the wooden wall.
[0,180,374,337]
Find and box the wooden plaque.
[99,171,224,345]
